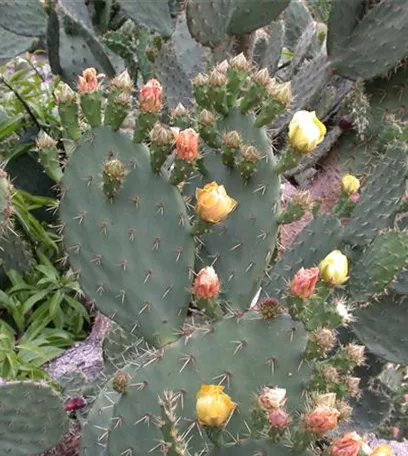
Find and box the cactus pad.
[342,142,407,246]
[328,0,408,79]
[82,312,310,455]
[185,107,280,309]
[60,126,195,347]
[348,230,408,302]
[0,381,69,455]
[352,293,408,364]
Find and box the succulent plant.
[36,45,406,453]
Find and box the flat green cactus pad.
[60,126,195,347]
[0,381,69,456]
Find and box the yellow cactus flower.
[341,174,360,195]
[195,182,238,224]
[370,444,393,456]
[288,110,326,154]
[196,384,235,427]
[318,250,348,286]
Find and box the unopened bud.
[314,393,337,408]
[312,328,336,354]
[345,377,360,397]
[304,405,340,435]
[271,81,292,106]
[171,103,189,118]
[102,158,126,198]
[330,432,363,456]
[36,131,57,149]
[345,344,365,366]
[268,409,290,429]
[192,73,209,87]
[321,366,340,384]
[290,267,319,299]
[258,386,287,410]
[192,266,221,299]
[175,128,200,162]
[208,69,228,87]
[241,145,261,163]
[114,92,131,106]
[341,174,360,195]
[215,60,229,74]
[252,68,270,87]
[55,83,77,104]
[149,123,175,145]
[229,53,250,72]
[336,400,353,422]
[112,371,129,394]
[199,109,216,126]
[222,131,241,148]
[256,297,282,320]
[110,70,133,93]
[77,68,104,93]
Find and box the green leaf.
[22,289,50,314]
[48,291,64,321]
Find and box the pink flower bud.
[392,426,400,439]
[77,68,104,93]
[403,394,408,404]
[304,405,340,435]
[349,193,360,204]
[268,409,290,429]
[64,396,86,412]
[330,432,363,456]
[290,267,319,299]
[192,266,221,299]
[175,128,200,162]
[139,79,163,113]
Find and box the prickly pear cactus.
[80,312,311,455]
[48,44,408,453]
[0,381,68,456]
[59,122,195,347]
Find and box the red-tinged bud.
[256,297,282,320]
[349,193,360,204]
[77,68,104,93]
[192,266,221,299]
[403,393,408,403]
[304,405,340,435]
[64,397,86,412]
[139,79,163,113]
[175,128,200,163]
[330,432,363,456]
[290,267,319,299]
[268,409,290,429]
